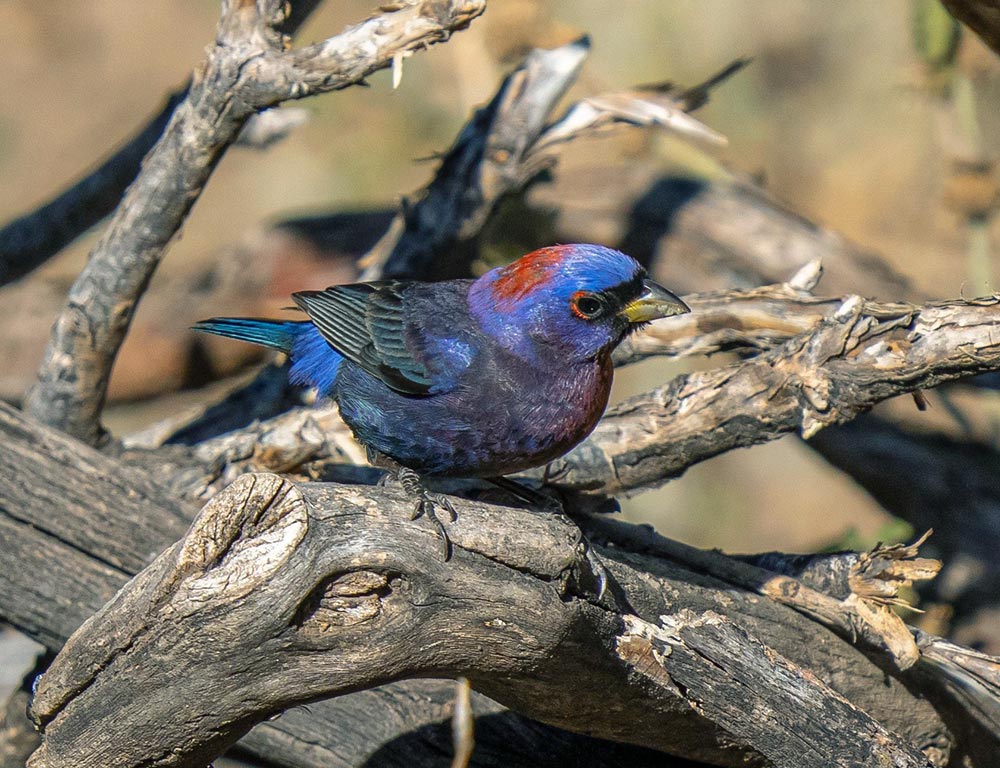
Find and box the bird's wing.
[292,282,459,395]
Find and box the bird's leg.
[368,448,456,560]
[396,466,457,560]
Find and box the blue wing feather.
[293,282,473,396]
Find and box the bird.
[194,244,689,557]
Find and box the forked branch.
[23,0,485,446]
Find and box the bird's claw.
[582,544,608,602]
[395,467,456,560]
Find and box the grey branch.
[547,295,1000,496]
[5,403,990,767]
[154,289,1000,507]
[0,406,675,768]
[25,472,945,768]
[23,0,485,446]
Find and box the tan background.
[2,0,998,557]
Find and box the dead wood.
[3,403,981,767]
[22,0,485,446]
[162,291,1000,505]
[26,472,946,768]
[810,414,1000,646]
[359,41,740,282]
[0,401,685,768]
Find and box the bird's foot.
[395,467,457,561]
[580,540,609,603]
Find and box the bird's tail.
[192,317,304,353]
[193,317,342,393]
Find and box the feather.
[191,318,301,352]
[293,282,437,395]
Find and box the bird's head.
[468,244,689,362]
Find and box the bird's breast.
[334,350,615,478]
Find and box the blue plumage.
[194,244,689,479]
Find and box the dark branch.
[0,1,326,289]
[942,0,1000,56]
[0,91,183,288]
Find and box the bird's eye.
[572,292,604,320]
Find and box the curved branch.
[547,295,1000,495]
[27,473,943,768]
[0,1,326,289]
[0,403,690,768]
[23,0,485,445]
[4,403,995,766]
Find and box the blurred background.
[1,0,998,621]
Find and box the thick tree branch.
[26,473,946,768]
[23,0,485,446]
[2,404,976,767]
[0,402,683,768]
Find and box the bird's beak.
[620,279,690,323]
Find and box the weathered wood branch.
[26,472,946,768]
[810,414,1000,634]
[547,295,1000,495]
[23,0,485,446]
[616,175,918,299]
[0,1,324,290]
[4,403,982,767]
[0,402,682,768]
[158,291,1000,506]
[359,39,739,281]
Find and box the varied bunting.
[194,244,689,554]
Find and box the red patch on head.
[490,246,569,305]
